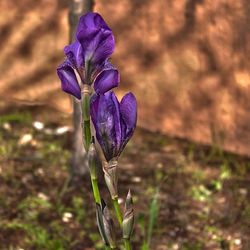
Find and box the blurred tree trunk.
[69,0,94,177]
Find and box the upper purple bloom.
[57,12,119,99]
[57,61,81,99]
[64,41,84,73]
[90,91,137,162]
[76,12,115,68]
[94,62,119,94]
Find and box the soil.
[0,105,249,250]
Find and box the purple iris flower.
[57,12,119,99]
[90,91,137,162]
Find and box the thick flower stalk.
[57,12,119,206]
[57,12,137,250]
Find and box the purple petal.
[110,92,122,152]
[76,13,114,67]
[64,41,84,70]
[78,28,114,66]
[90,29,114,65]
[119,92,137,149]
[89,93,99,127]
[90,60,115,82]
[91,93,115,160]
[94,68,119,94]
[76,12,111,37]
[120,92,137,131]
[90,92,121,161]
[57,62,81,100]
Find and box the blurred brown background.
[1,0,250,156]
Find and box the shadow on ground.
[0,106,249,250]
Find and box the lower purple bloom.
[90,91,137,162]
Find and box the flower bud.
[90,91,137,162]
[88,137,98,179]
[122,190,134,239]
[103,159,118,199]
[96,200,116,249]
[103,203,116,248]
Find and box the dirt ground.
[1,0,250,156]
[0,105,249,250]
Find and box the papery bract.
[90,91,137,162]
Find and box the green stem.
[82,87,101,204]
[104,245,112,250]
[83,119,91,151]
[123,238,132,250]
[91,178,101,204]
[112,197,123,226]
[82,84,91,152]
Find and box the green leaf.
[146,189,159,248]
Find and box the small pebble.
[21,174,33,183]
[118,198,124,204]
[33,121,44,130]
[169,230,176,237]
[157,162,163,168]
[38,192,49,201]
[239,188,247,196]
[35,168,44,176]
[172,243,179,250]
[62,212,73,223]
[3,122,11,131]
[56,126,70,135]
[212,234,217,240]
[44,128,53,135]
[31,139,38,147]
[218,197,226,204]
[131,176,141,183]
[18,134,33,145]
[234,238,241,245]
[187,225,196,232]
